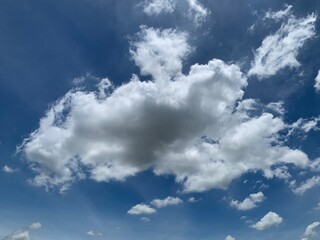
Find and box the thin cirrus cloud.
[19,24,314,194]
[250,211,283,231]
[248,6,317,78]
[230,192,265,211]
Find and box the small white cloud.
[314,70,320,92]
[225,235,235,240]
[29,222,42,230]
[186,0,209,26]
[151,196,183,208]
[303,222,320,239]
[292,176,320,195]
[188,197,200,203]
[127,203,157,215]
[230,192,265,211]
[251,211,283,230]
[2,165,18,173]
[142,0,175,16]
[249,12,316,78]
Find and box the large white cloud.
[20,26,311,193]
[251,211,283,230]
[248,11,316,78]
[230,192,265,211]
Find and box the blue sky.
[1,0,320,239]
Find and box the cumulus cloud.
[251,211,283,230]
[127,204,157,215]
[151,196,183,208]
[186,0,210,25]
[314,70,320,92]
[248,11,316,78]
[302,221,320,239]
[2,165,18,173]
[225,236,235,240]
[20,26,311,194]
[291,176,320,195]
[142,0,175,16]
[230,192,265,211]
[87,230,102,237]
[188,197,200,203]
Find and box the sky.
[0,0,320,239]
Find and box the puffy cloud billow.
[20,26,311,193]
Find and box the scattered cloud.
[87,230,103,237]
[127,203,157,215]
[251,211,283,230]
[230,192,265,211]
[302,222,320,239]
[2,165,18,174]
[315,70,320,92]
[291,176,320,195]
[151,196,183,208]
[142,0,175,16]
[248,12,316,78]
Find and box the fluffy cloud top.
[142,0,175,16]
[302,222,320,239]
[248,11,316,78]
[127,204,157,215]
[230,192,265,211]
[29,222,42,230]
[225,235,235,240]
[20,26,311,194]
[314,70,320,92]
[151,196,183,208]
[251,211,283,230]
